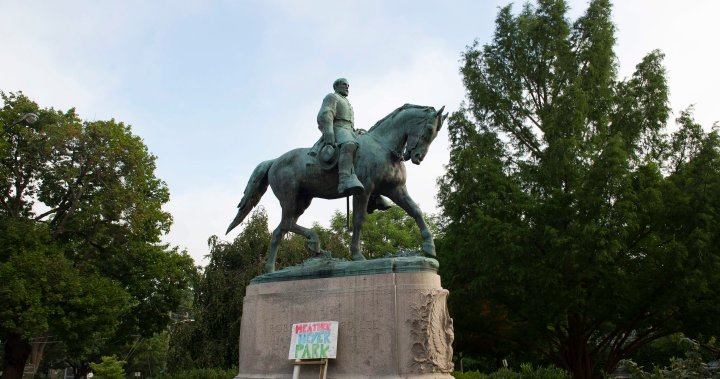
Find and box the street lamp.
[12,112,38,126]
[13,113,38,125]
[3,112,38,131]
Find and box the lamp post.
[16,113,38,126]
[6,112,39,128]
[3,112,38,135]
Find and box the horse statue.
[226,104,447,273]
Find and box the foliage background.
[437,0,720,378]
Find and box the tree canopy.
[437,1,720,378]
[327,206,433,258]
[167,208,308,371]
[0,92,196,379]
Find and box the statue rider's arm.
[317,94,337,146]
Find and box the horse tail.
[226,159,274,234]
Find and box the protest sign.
[288,321,339,360]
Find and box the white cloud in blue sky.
[2,1,719,265]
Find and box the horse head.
[403,105,447,164]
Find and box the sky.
[2,1,719,266]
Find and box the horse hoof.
[312,250,331,258]
[422,241,436,257]
[307,240,320,252]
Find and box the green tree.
[89,355,126,379]
[621,338,720,379]
[0,218,128,379]
[327,206,429,258]
[0,92,196,379]
[631,333,719,372]
[167,208,306,371]
[122,332,171,378]
[438,1,720,378]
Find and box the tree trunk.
[564,343,596,379]
[558,317,599,379]
[1,333,31,379]
[71,363,90,379]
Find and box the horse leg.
[266,206,298,273]
[267,224,286,273]
[350,194,370,261]
[386,185,436,257]
[285,195,325,256]
[290,224,325,256]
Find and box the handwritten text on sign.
[288,321,339,359]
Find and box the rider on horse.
[317,78,364,195]
[317,78,393,211]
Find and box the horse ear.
[436,106,446,131]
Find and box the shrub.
[89,356,126,379]
[454,363,570,379]
[152,367,237,379]
[620,338,720,379]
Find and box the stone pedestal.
[235,257,454,379]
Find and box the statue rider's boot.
[337,143,364,196]
[367,194,393,214]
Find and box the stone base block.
[235,270,454,379]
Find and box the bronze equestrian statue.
[227,79,446,273]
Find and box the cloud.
[162,176,246,265]
[0,1,210,119]
[612,0,720,127]
[6,0,720,268]
[0,4,118,117]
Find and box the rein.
[367,132,404,161]
[364,106,434,162]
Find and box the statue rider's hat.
[318,144,338,170]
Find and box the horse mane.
[367,104,434,133]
